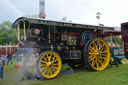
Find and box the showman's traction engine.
[12,17,114,79]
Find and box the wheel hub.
[96,52,99,55]
[46,62,52,67]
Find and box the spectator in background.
[0,55,4,79]
[15,41,24,62]
[7,52,13,65]
[2,55,6,65]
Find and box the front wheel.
[83,38,110,71]
[36,51,62,79]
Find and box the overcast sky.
[0,0,128,27]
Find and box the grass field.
[0,62,128,85]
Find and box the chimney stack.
[39,0,46,18]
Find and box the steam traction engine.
[12,17,114,79]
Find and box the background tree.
[0,21,17,45]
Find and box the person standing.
[7,53,13,65]
[15,41,25,62]
[0,55,4,79]
[2,55,6,65]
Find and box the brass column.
[24,22,27,41]
[17,24,20,41]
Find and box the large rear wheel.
[84,38,110,71]
[36,51,62,79]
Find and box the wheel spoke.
[89,47,95,52]
[97,40,100,49]
[52,66,56,73]
[99,47,106,52]
[52,56,56,63]
[95,41,99,50]
[89,55,94,59]
[89,47,94,52]
[99,58,104,63]
[91,59,95,66]
[46,70,49,75]
[99,51,108,54]
[90,46,96,52]
[99,53,107,57]
[53,59,58,63]
[89,49,95,53]
[48,68,52,75]
[48,55,51,62]
[43,67,48,74]
[89,53,96,55]
[98,59,103,66]
[53,64,59,67]
[40,64,46,67]
[99,57,106,60]
[53,66,58,70]
[99,47,104,52]
[93,58,97,66]
[43,56,47,62]
[100,44,105,50]
[41,60,46,63]
[95,58,99,68]
[93,41,98,50]
[89,56,96,61]
[40,67,47,71]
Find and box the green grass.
[0,61,128,85]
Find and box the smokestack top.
[39,0,46,18]
[39,15,46,18]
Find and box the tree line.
[0,21,17,45]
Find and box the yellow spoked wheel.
[37,51,62,79]
[84,38,110,71]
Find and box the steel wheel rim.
[39,51,61,79]
[88,39,110,70]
